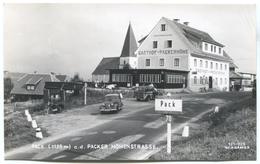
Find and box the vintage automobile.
[99,94,123,113]
[134,86,158,101]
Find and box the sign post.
[155,98,182,155]
[166,114,172,154]
[84,83,87,105]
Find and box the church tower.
[119,22,138,69]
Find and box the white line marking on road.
[102,131,116,134]
[52,155,66,160]
[71,137,81,141]
[143,117,165,129]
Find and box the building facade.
[92,23,138,83]
[125,17,231,91]
[92,17,238,92]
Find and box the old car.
[100,94,123,113]
[134,86,158,101]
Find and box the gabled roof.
[223,50,238,68]
[138,17,226,55]
[10,73,60,96]
[44,82,84,90]
[55,75,70,82]
[120,23,138,58]
[230,71,243,79]
[4,72,27,84]
[92,57,120,75]
[172,19,224,47]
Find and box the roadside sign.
[165,115,172,123]
[155,99,182,114]
[155,98,183,155]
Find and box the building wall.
[119,57,137,69]
[136,18,190,71]
[189,56,230,92]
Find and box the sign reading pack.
[155,99,182,114]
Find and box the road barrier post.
[25,109,29,116]
[214,106,219,113]
[32,120,37,128]
[27,114,32,122]
[36,128,43,139]
[182,125,189,137]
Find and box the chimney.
[173,19,180,22]
[183,22,190,26]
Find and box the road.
[5,91,251,161]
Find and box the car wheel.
[136,98,140,101]
[44,107,50,115]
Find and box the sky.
[3,3,257,81]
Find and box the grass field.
[4,88,134,152]
[149,97,256,160]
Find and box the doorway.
[209,76,212,88]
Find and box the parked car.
[106,84,116,90]
[134,86,158,101]
[100,94,123,113]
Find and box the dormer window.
[205,43,208,51]
[219,48,222,54]
[27,85,35,91]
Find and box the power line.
[241,5,255,37]
[236,5,255,42]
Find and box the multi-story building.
[108,17,233,92]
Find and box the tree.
[123,63,133,69]
[70,72,84,82]
[4,77,14,100]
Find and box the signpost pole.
[84,83,87,106]
[167,120,171,154]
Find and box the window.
[194,76,197,84]
[27,85,35,90]
[166,75,183,84]
[161,24,166,31]
[220,78,222,85]
[194,59,197,67]
[225,78,227,84]
[153,41,158,48]
[174,58,180,66]
[112,74,130,82]
[200,76,203,84]
[145,59,150,66]
[211,45,213,52]
[140,74,161,83]
[219,48,221,54]
[205,61,208,68]
[205,43,208,51]
[200,60,203,67]
[216,63,218,70]
[220,64,222,70]
[225,64,227,70]
[166,40,172,48]
[214,46,216,53]
[216,78,218,85]
[112,74,116,82]
[159,58,164,66]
